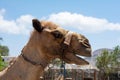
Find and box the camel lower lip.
[75,54,85,59]
[75,54,89,64]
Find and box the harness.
[59,43,68,79]
[56,31,74,80]
[21,53,45,68]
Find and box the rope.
[60,60,66,80]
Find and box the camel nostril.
[81,42,90,48]
[80,39,91,48]
[85,42,91,47]
[78,39,88,47]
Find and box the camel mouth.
[62,40,91,65]
[60,31,91,65]
[75,54,89,65]
[63,52,90,65]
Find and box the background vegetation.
[0,37,9,71]
[96,46,120,80]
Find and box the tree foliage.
[111,46,120,68]
[0,55,7,71]
[0,37,9,71]
[0,37,9,56]
[0,45,9,56]
[96,46,120,80]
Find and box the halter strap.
[21,53,45,68]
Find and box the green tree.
[96,46,120,80]
[0,45,9,56]
[96,50,111,80]
[111,46,120,68]
[0,55,7,71]
[0,37,9,71]
[0,38,9,56]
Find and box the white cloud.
[1,9,120,34]
[46,12,120,33]
[0,9,34,35]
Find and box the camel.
[0,19,92,80]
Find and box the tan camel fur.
[0,19,92,80]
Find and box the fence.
[40,69,99,80]
[108,73,120,80]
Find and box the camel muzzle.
[61,31,92,65]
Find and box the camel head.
[31,19,91,65]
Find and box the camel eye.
[51,30,63,38]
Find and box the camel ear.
[32,19,43,32]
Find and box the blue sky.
[0,0,120,56]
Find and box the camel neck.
[0,55,45,80]
[21,45,49,68]
[21,53,46,68]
